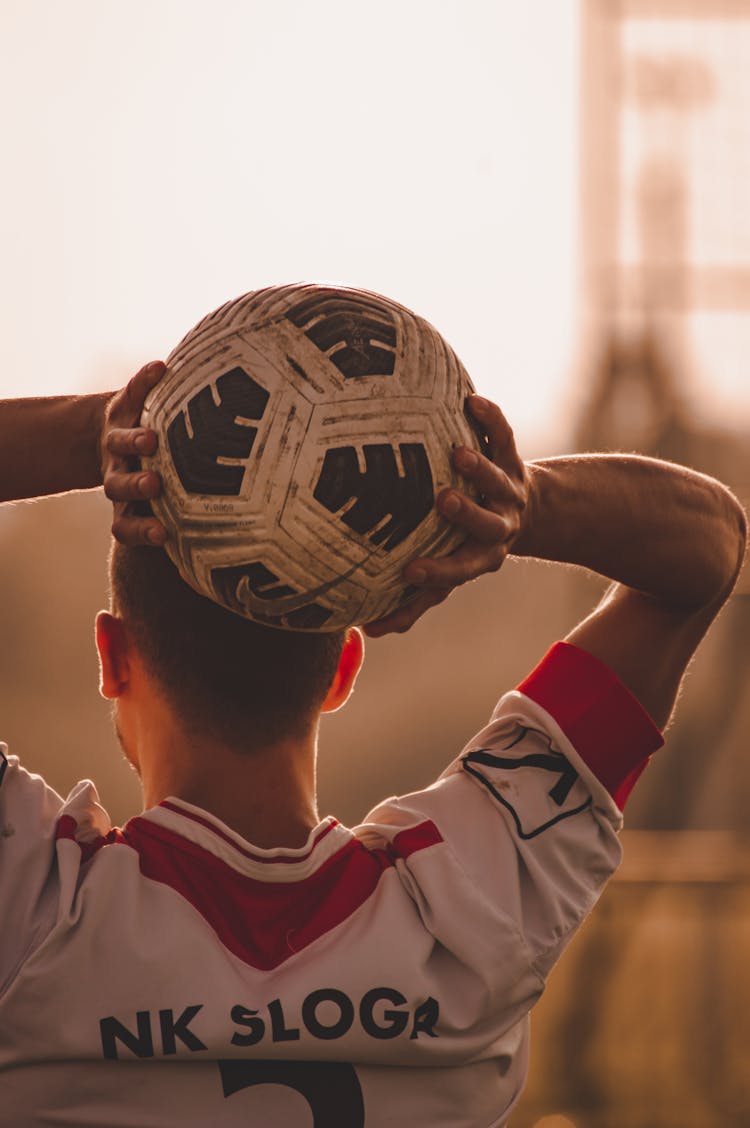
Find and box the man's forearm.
[512,455,747,609]
[0,393,113,503]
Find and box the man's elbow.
[711,486,747,603]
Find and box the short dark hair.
[108,541,347,749]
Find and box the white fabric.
[0,686,626,1128]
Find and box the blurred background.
[0,0,748,1124]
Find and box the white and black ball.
[141,283,485,630]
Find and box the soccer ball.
[140,283,485,631]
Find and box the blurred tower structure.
[576,0,750,832]
[514,5,750,1125]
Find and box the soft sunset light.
[0,0,579,451]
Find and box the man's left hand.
[101,360,167,547]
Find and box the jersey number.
[219,1059,365,1126]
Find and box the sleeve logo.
[462,725,592,839]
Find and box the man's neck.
[135,718,321,849]
[168,771,321,850]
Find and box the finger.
[123,360,167,411]
[111,511,168,547]
[103,469,162,503]
[108,361,166,427]
[452,448,522,507]
[363,588,451,637]
[437,487,514,544]
[106,427,159,458]
[467,395,523,473]
[404,539,508,589]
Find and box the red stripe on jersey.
[57,811,443,970]
[392,820,443,857]
[517,642,664,810]
[157,800,340,864]
[55,815,127,862]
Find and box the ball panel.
[312,442,434,552]
[284,290,398,379]
[210,561,335,630]
[276,389,484,578]
[167,366,269,497]
[177,519,372,631]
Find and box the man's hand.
[364,395,530,637]
[101,360,168,547]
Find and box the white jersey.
[0,642,662,1128]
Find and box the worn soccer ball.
[140,283,485,631]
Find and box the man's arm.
[367,396,747,731]
[0,393,111,502]
[0,361,167,545]
[511,453,747,728]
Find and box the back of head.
[109,541,346,749]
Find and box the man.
[0,361,745,1126]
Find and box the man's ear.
[321,628,365,714]
[94,611,132,700]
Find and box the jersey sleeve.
[360,642,664,1021]
[0,746,111,996]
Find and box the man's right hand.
[364,395,530,637]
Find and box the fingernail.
[138,473,152,493]
[409,566,427,584]
[442,492,461,516]
[148,526,165,545]
[471,396,490,415]
[135,432,150,452]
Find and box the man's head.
[96,541,363,764]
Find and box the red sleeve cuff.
[517,642,665,810]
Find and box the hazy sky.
[0,0,580,453]
[0,1,747,453]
